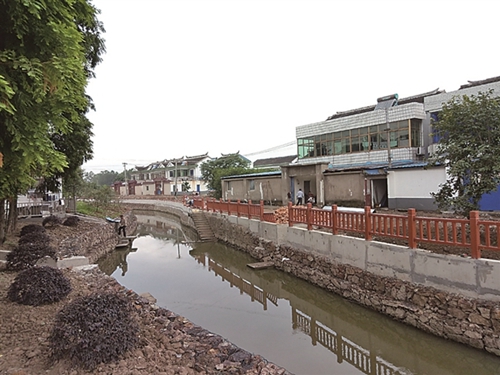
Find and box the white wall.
[388,166,445,199]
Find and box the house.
[289,75,500,210]
[222,171,282,204]
[221,75,500,211]
[124,153,212,196]
[282,89,443,208]
[162,153,212,194]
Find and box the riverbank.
[0,216,291,375]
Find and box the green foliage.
[0,0,105,242]
[8,266,71,306]
[181,181,191,192]
[76,199,123,219]
[430,90,500,216]
[201,154,251,198]
[49,292,140,370]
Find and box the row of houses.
[222,75,500,211]
[117,75,500,211]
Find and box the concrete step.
[191,212,216,242]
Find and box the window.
[249,179,255,190]
[411,119,422,147]
[297,118,419,159]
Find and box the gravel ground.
[0,217,292,375]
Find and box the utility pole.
[375,94,398,168]
[123,162,128,196]
[174,159,177,196]
[385,107,392,168]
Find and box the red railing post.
[288,201,293,227]
[237,200,241,217]
[470,210,481,259]
[248,200,252,219]
[219,198,223,214]
[260,200,264,222]
[307,202,312,230]
[408,208,417,248]
[332,205,338,235]
[227,200,231,216]
[364,206,372,241]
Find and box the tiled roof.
[323,160,427,173]
[221,171,282,180]
[253,155,297,167]
[459,76,500,90]
[325,89,443,121]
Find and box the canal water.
[97,210,500,375]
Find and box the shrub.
[49,292,139,370]
[18,231,51,247]
[42,215,62,227]
[19,224,46,237]
[6,242,56,270]
[62,216,80,227]
[7,266,71,306]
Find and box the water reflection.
[189,244,500,375]
[99,246,135,276]
[97,211,500,375]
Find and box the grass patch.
[76,201,124,219]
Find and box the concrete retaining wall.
[205,211,500,356]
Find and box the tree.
[0,0,105,242]
[201,154,250,198]
[430,90,500,216]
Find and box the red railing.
[190,198,498,259]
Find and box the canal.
[97,210,500,375]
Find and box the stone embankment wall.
[122,200,195,230]
[204,212,500,357]
[59,212,138,264]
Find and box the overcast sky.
[82,0,500,173]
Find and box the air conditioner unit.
[416,147,425,156]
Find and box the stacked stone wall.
[59,212,138,264]
[205,213,500,356]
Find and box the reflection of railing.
[292,308,403,375]
[192,254,278,310]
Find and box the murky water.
[97,211,500,375]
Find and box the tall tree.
[201,154,250,198]
[0,0,105,241]
[430,90,500,216]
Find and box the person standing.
[296,189,304,205]
[118,214,127,237]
